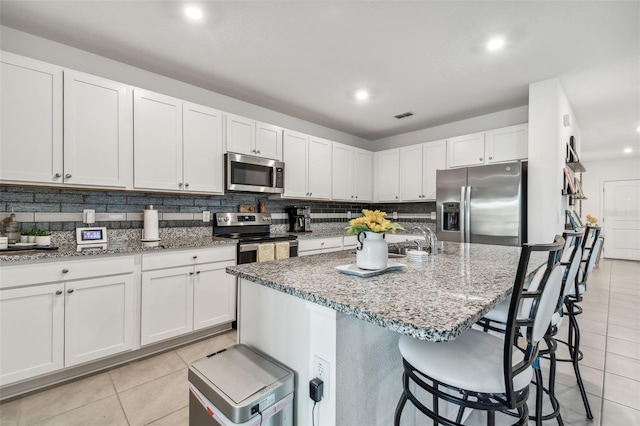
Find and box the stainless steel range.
[213,212,298,264]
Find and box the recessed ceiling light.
[184,5,203,20]
[486,37,505,52]
[355,90,369,101]
[636,125,640,132]
[624,148,633,154]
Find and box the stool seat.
[399,331,532,394]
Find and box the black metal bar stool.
[394,236,565,426]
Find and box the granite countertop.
[0,237,236,263]
[227,242,546,342]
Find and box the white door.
[400,145,424,201]
[255,122,283,160]
[193,262,237,330]
[226,114,255,156]
[603,179,640,260]
[283,130,309,198]
[133,89,183,191]
[423,140,447,200]
[183,102,224,194]
[0,53,63,184]
[64,274,134,366]
[140,267,194,345]
[64,71,131,188]
[0,283,65,385]
[307,137,332,199]
[332,143,353,201]
[375,149,400,202]
[447,132,485,168]
[485,124,528,164]
[353,149,373,202]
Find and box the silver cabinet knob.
[178,182,183,187]
[55,290,63,296]
[185,183,190,188]
[189,271,194,276]
[251,149,256,153]
[256,150,261,154]
[54,173,61,178]
[479,158,483,161]
[67,289,74,294]
[193,255,198,259]
[65,173,72,178]
[355,196,358,199]
[196,271,201,274]
[489,156,493,160]
[61,268,69,274]
[395,196,399,199]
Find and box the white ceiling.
[1,1,638,159]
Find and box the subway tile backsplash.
[1,185,435,232]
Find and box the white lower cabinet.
[298,237,343,256]
[0,256,135,385]
[140,247,236,346]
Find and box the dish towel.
[257,243,275,262]
[275,242,290,260]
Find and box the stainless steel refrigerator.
[436,161,527,246]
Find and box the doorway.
[603,179,640,260]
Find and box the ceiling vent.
[394,112,414,119]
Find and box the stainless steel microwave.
[225,153,284,193]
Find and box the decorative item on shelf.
[34,230,51,246]
[2,212,20,244]
[346,209,404,270]
[239,204,255,213]
[586,214,598,225]
[574,178,586,199]
[563,167,576,195]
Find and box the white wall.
[527,78,581,243]
[370,106,528,151]
[0,25,370,150]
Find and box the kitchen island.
[227,242,545,425]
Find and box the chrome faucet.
[414,226,438,255]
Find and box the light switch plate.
[202,211,211,222]
[430,212,436,220]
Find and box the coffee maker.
[287,206,312,232]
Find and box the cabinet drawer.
[142,246,236,271]
[343,235,359,249]
[298,237,343,252]
[0,256,134,289]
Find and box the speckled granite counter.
[228,242,545,342]
[0,237,236,263]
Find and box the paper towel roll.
[143,206,159,241]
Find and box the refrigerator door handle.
[460,186,466,242]
[465,186,471,243]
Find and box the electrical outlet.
[347,211,352,219]
[313,355,330,398]
[392,211,398,220]
[202,211,211,222]
[430,211,436,220]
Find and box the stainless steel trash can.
[188,344,294,426]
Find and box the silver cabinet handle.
[193,255,198,259]
[65,173,72,178]
[189,271,194,275]
[62,268,69,274]
[55,290,63,296]
[67,289,74,294]
[54,173,61,178]
[196,271,200,274]
[309,192,312,196]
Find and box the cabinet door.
[141,266,194,345]
[255,122,283,160]
[226,113,255,156]
[400,145,424,201]
[447,132,485,168]
[0,283,64,385]
[485,124,528,164]
[64,71,131,188]
[375,149,400,202]
[0,52,63,184]
[353,149,373,202]
[331,143,353,201]
[133,90,183,191]
[193,261,237,330]
[423,140,447,200]
[183,102,224,193]
[64,274,134,367]
[307,137,332,199]
[283,130,309,198]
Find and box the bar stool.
[557,225,603,420]
[476,230,584,425]
[394,236,565,425]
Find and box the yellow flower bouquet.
[345,209,405,235]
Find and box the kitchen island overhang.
[226,243,546,425]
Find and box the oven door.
[237,240,298,264]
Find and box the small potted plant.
[35,229,51,246]
[26,228,38,243]
[20,230,29,243]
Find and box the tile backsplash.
[1,185,435,232]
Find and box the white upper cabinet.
[447,132,486,168]
[134,89,183,191]
[134,90,224,194]
[332,143,373,202]
[375,149,401,202]
[282,130,331,200]
[485,123,528,164]
[400,144,424,201]
[0,52,63,184]
[226,113,282,160]
[64,70,132,188]
[183,102,224,194]
[422,140,447,200]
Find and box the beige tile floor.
[0,259,638,425]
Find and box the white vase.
[356,231,388,270]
